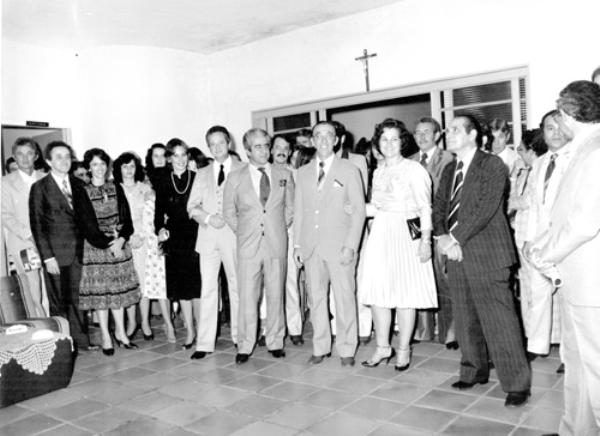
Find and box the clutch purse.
[20,247,42,272]
[406,217,421,240]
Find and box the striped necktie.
[61,178,73,209]
[447,161,464,232]
[317,161,325,186]
[543,153,557,203]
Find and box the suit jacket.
[223,164,294,259]
[538,127,600,306]
[2,170,45,259]
[294,156,366,261]
[187,159,245,254]
[433,149,516,272]
[411,147,455,196]
[29,174,113,267]
[339,150,368,196]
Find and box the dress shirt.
[248,162,272,200]
[18,169,37,190]
[49,171,71,194]
[316,154,335,186]
[212,156,232,185]
[419,147,437,166]
[541,144,573,209]
[456,146,477,177]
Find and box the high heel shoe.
[102,347,115,356]
[445,341,459,350]
[395,347,411,372]
[115,336,139,350]
[126,324,140,340]
[182,336,196,350]
[141,326,154,341]
[361,346,396,367]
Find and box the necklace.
[171,170,191,195]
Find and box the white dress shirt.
[316,154,335,189]
[212,156,232,185]
[248,162,272,200]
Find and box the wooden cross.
[355,48,377,92]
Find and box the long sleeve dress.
[358,158,437,309]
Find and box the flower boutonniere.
[279,179,287,188]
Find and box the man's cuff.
[44,257,56,264]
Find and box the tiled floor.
[0,324,563,435]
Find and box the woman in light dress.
[115,152,176,343]
[359,118,437,371]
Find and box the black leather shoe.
[451,379,489,390]
[308,353,331,364]
[236,353,250,364]
[340,357,355,367]
[102,347,114,356]
[257,336,266,346]
[269,349,286,358]
[541,434,559,436]
[505,391,530,407]
[290,335,304,346]
[556,363,565,374]
[191,351,209,360]
[143,331,154,341]
[445,341,459,350]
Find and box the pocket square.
[333,179,344,188]
[279,179,287,187]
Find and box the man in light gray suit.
[412,117,456,347]
[223,128,294,364]
[293,121,366,366]
[188,126,244,359]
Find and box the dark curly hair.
[83,148,111,180]
[521,128,547,157]
[144,143,167,171]
[113,152,145,183]
[371,118,416,157]
[557,80,600,123]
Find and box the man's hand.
[208,214,225,229]
[340,246,355,265]
[293,248,304,268]
[418,240,432,263]
[436,234,456,255]
[446,244,463,262]
[45,258,60,275]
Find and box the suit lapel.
[242,166,262,207]
[460,149,484,212]
[47,174,74,215]
[321,156,339,197]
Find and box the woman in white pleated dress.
[359,118,437,371]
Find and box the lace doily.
[0,334,72,377]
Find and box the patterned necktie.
[420,152,428,168]
[317,161,325,186]
[61,178,73,209]
[258,167,270,206]
[447,161,464,232]
[543,153,557,203]
[217,164,225,186]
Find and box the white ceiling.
[3,0,403,54]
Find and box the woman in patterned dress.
[115,152,176,342]
[154,139,201,348]
[79,148,141,355]
[358,118,437,371]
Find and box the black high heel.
[143,331,154,341]
[445,341,459,350]
[361,347,396,367]
[182,336,196,350]
[394,347,411,372]
[115,336,139,350]
[102,347,114,356]
[127,325,140,340]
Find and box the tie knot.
[220,164,224,170]
[422,152,428,160]
[258,166,266,174]
[550,153,557,161]
[319,161,325,168]
[456,161,464,171]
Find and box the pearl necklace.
[171,170,191,194]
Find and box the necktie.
[447,161,464,232]
[543,153,557,203]
[258,167,270,206]
[61,178,73,209]
[519,167,531,196]
[317,161,325,186]
[420,152,428,168]
[217,164,225,186]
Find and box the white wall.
[2,0,600,160]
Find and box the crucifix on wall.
[355,48,377,92]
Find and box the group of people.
[3,74,600,436]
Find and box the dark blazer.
[29,174,113,267]
[433,149,516,272]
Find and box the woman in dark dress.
[154,139,201,348]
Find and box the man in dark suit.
[29,141,107,350]
[432,116,531,407]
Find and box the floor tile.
[511,426,551,436]
[0,413,62,435]
[45,398,109,421]
[0,404,32,425]
[328,374,386,395]
[394,367,452,388]
[438,375,497,396]
[36,423,93,436]
[367,423,433,436]
[390,405,457,432]
[257,361,307,379]
[442,416,515,436]
[102,366,157,382]
[416,357,459,374]
[260,381,318,401]
[537,389,563,410]
[267,402,332,429]
[158,379,212,401]
[520,406,561,432]
[292,367,348,387]
[226,374,282,392]
[370,381,428,404]
[226,394,287,418]
[307,411,379,436]
[139,356,188,372]
[18,386,85,412]
[531,371,563,389]
[119,391,183,414]
[225,357,276,373]
[300,388,358,410]
[416,389,478,412]
[72,407,140,433]
[152,401,212,426]
[342,397,404,421]
[185,410,254,436]
[194,385,251,408]
[190,367,246,385]
[230,421,297,436]
[464,396,532,425]
[103,416,176,436]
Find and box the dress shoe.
[445,341,459,350]
[190,351,209,360]
[504,391,530,407]
[340,357,355,367]
[236,353,250,364]
[394,346,411,372]
[541,434,559,436]
[362,346,395,367]
[182,336,196,350]
[102,347,114,356]
[308,353,331,364]
[115,338,139,350]
[451,379,489,390]
[257,335,266,346]
[269,349,286,358]
[359,335,372,346]
[556,363,565,374]
[290,335,304,346]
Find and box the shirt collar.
[17,169,37,183]
[420,146,437,164]
[457,146,477,172]
[50,171,69,186]
[316,153,335,172]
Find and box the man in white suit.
[529,80,600,436]
[294,121,366,366]
[1,137,48,316]
[223,128,294,364]
[187,126,244,359]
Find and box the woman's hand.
[158,228,170,242]
[418,239,432,263]
[129,233,143,249]
[109,237,125,258]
